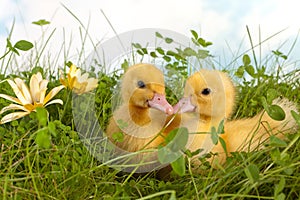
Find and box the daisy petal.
[0,104,29,115]
[68,76,77,89]
[7,79,28,104]
[86,78,98,91]
[0,111,30,124]
[21,80,32,103]
[0,94,22,104]
[36,72,43,82]
[75,68,82,78]
[30,74,40,102]
[43,85,65,105]
[78,73,89,82]
[13,78,32,104]
[39,88,47,103]
[44,99,63,107]
[73,81,88,95]
[69,65,78,77]
[13,78,24,89]
[40,80,48,89]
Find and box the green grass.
[0,14,300,199]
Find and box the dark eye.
[137,80,146,88]
[201,88,211,95]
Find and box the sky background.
[1,0,300,72]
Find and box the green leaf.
[283,167,294,175]
[32,19,50,26]
[191,30,198,39]
[32,66,44,75]
[266,89,278,103]
[261,97,269,112]
[244,164,260,183]
[170,155,185,176]
[272,50,288,60]
[210,127,218,145]
[156,47,165,55]
[270,148,281,163]
[261,97,285,121]
[205,41,213,46]
[150,52,158,58]
[6,38,19,55]
[168,128,189,152]
[275,193,286,200]
[191,38,199,47]
[219,137,228,156]
[274,177,286,196]
[217,119,225,134]
[197,49,210,59]
[267,105,286,121]
[6,38,13,50]
[158,128,188,164]
[48,121,57,137]
[132,43,142,49]
[270,135,287,147]
[235,66,245,78]
[36,107,48,127]
[165,37,173,44]
[141,48,148,54]
[14,40,34,51]
[155,32,163,38]
[166,50,176,56]
[11,120,19,127]
[183,47,197,56]
[112,132,124,143]
[197,38,212,47]
[121,59,129,71]
[184,149,202,158]
[163,55,171,62]
[291,110,300,126]
[35,129,51,148]
[158,146,181,164]
[242,54,251,66]
[137,49,144,56]
[245,65,255,77]
[116,119,128,129]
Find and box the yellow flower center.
[24,102,44,112]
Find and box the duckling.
[106,63,173,153]
[171,69,236,163]
[173,69,298,166]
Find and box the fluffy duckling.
[106,63,173,153]
[173,69,298,166]
[171,69,236,163]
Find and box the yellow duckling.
[106,63,173,153]
[173,69,298,166]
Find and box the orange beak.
[173,96,196,114]
[148,93,174,115]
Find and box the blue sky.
[0,0,300,72]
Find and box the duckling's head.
[121,63,173,115]
[174,69,235,119]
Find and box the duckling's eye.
[201,88,211,95]
[137,80,146,88]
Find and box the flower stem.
[60,89,72,123]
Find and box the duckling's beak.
[148,93,174,115]
[173,96,196,114]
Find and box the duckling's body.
[173,69,298,166]
[106,63,173,153]
[224,98,297,153]
[107,106,169,151]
